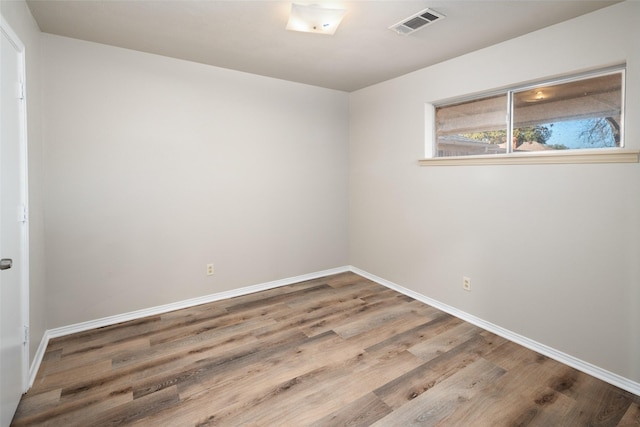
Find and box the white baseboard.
[29,264,639,397]
[28,266,349,388]
[29,330,50,387]
[350,266,640,397]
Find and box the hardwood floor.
[12,272,640,426]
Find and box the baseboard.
[349,266,640,397]
[29,264,639,396]
[28,265,349,388]
[29,329,50,387]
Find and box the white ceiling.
[26,0,620,92]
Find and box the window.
[426,66,636,165]
[435,94,508,157]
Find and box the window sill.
[418,149,640,166]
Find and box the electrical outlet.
[463,276,471,291]
[206,264,214,276]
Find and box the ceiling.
[25,0,620,92]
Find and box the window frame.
[421,65,639,166]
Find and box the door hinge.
[18,82,25,100]
[23,325,29,345]
[20,204,28,223]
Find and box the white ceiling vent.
[389,8,445,35]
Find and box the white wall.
[42,35,349,328]
[0,0,46,365]
[349,1,640,383]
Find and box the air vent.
[389,8,445,35]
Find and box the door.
[0,17,28,427]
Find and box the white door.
[0,17,28,427]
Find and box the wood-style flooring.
[12,272,640,426]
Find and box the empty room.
[1,0,639,425]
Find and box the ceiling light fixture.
[286,3,346,35]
